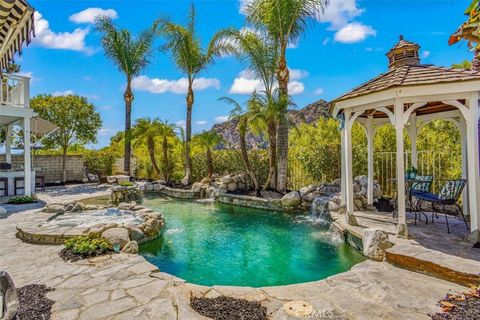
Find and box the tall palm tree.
[245,0,329,192]
[192,131,223,178]
[95,17,155,174]
[132,118,163,178]
[219,96,260,194]
[156,4,222,185]
[215,28,279,189]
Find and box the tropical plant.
[84,149,117,182]
[450,0,480,70]
[216,28,280,189]
[192,130,223,178]
[64,236,109,255]
[155,4,223,185]
[219,96,260,193]
[31,94,102,183]
[95,16,156,174]
[245,0,329,192]
[157,120,178,182]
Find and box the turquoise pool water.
[140,195,365,287]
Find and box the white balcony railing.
[0,73,30,108]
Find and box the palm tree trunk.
[147,137,162,178]
[276,47,290,193]
[264,124,277,190]
[239,122,259,193]
[182,85,194,185]
[206,147,214,178]
[162,135,170,182]
[124,79,134,175]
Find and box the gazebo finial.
[399,34,404,41]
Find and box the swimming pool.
[140,195,364,287]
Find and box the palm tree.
[193,131,223,178]
[157,120,178,182]
[215,28,279,189]
[245,0,329,192]
[155,4,222,185]
[95,17,155,174]
[219,96,260,194]
[132,118,163,178]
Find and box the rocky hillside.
[213,99,330,149]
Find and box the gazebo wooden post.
[466,92,480,242]
[459,119,469,217]
[395,98,409,238]
[407,113,418,168]
[367,114,375,205]
[340,129,346,206]
[23,117,31,196]
[343,110,354,216]
[5,124,12,164]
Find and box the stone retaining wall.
[0,154,85,183]
[144,185,199,199]
[217,194,284,211]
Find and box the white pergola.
[332,37,480,242]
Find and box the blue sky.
[19,0,472,148]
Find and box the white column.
[395,98,408,238]
[343,110,358,226]
[408,114,418,168]
[367,115,374,205]
[466,93,480,242]
[23,117,31,196]
[459,119,469,217]
[340,129,345,206]
[5,124,12,164]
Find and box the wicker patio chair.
[413,179,468,233]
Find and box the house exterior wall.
[0,154,85,183]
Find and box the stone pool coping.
[2,185,475,319]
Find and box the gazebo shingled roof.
[335,64,480,103]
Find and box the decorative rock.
[0,206,7,216]
[44,204,65,214]
[101,228,130,250]
[132,206,146,211]
[126,225,146,242]
[191,182,203,193]
[362,228,393,261]
[85,204,98,211]
[121,241,139,254]
[226,183,237,192]
[118,202,132,210]
[299,187,310,198]
[72,202,86,212]
[64,204,74,212]
[84,224,108,238]
[281,191,301,208]
[0,270,19,320]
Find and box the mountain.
[213,99,330,149]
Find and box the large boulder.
[281,191,301,208]
[101,227,130,250]
[121,240,139,254]
[72,202,86,212]
[126,225,146,242]
[83,223,108,238]
[362,228,393,261]
[44,204,65,214]
[0,270,19,320]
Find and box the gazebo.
[332,36,480,242]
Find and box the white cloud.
[215,116,229,123]
[196,120,207,125]
[334,22,376,43]
[238,0,253,14]
[52,90,74,96]
[229,69,306,95]
[314,88,324,95]
[422,51,431,58]
[132,76,221,94]
[176,120,186,129]
[33,12,93,54]
[316,0,364,29]
[69,8,118,24]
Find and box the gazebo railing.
[0,74,30,108]
[375,149,462,197]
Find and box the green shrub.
[119,181,133,187]
[8,196,36,204]
[84,149,116,178]
[64,236,109,255]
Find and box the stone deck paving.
[0,185,472,319]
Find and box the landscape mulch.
[374,197,395,212]
[190,296,268,320]
[59,247,107,262]
[15,284,54,320]
[430,286,480,320]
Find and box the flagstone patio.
[0,185,476,319]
